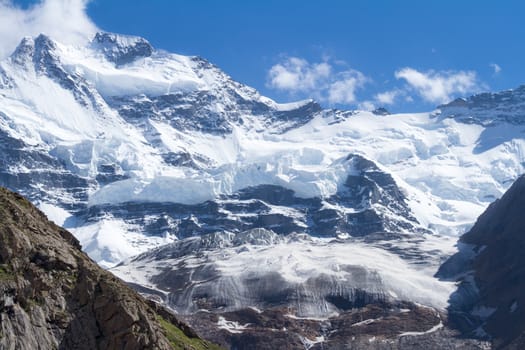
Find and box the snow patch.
[399,321,443,337]
[217,317,250,334]
[71,217,175,268]
[38,202,72,227]
[300,335,325,349]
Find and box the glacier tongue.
[111,229,456,317]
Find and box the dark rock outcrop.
[438,85,525,125]
[92,32,154,66]
[372,107,390,116]
[85,154,424,244]
[0,187,221,350]
[439,175,525,349]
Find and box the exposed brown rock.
[0,187,221,350]
[184,302,490,349]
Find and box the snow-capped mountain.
[0,31,522,347]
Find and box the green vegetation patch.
[0,264,14,281]
[158,316,224,350]
[12,191,32,209]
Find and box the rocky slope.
[438,175,525,349]
[182,302,491,349]
[0,187,221,350]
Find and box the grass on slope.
[0,265,14,282]
[158,316,224,350]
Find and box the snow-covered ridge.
[0,31,524,270]
[91,32,153,66]
[438,85,525,125]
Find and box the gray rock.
[92,32,153,66]
[438,175,525,348]
[0,187,221,350]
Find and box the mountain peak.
[34,33,55,47]
[10,33,60,73]
[91,31,154,66]
[438,85,525,125]
[372,107,390,116]
[11,36,35,66]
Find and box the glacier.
[112,229,457,317]
[0,31,524,330]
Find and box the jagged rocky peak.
[0,187,221,350]
[10,36,35,66]
[10,34,59,73]
[372,107,390,116]
[439,174,525,349]
[92,31,154,65]
[438,85,525,125]
[33,33,57,51]
[33,34,61,72]
[442,97,468,108]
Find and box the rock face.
[0,187,221,350]
[438,85,525,125]
[184,302,490,350]
[438,175,525,349]
[92,32,154,66]
[86,153,424,243]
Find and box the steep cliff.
[0,187,221,350]
[439,175,525,349]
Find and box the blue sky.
[6,0,525,112]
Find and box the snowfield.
[112,232,457,315]
[1,32,524,312]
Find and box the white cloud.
[267,57,331,93]
[375,90,401,105]
[0,0,98,59]
[395,67,481,104]
[489,63,501,74]
[267,57,368,105]
[358,100,375,111]
[327,70,367,104]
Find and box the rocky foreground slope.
[439,175,525,349]
[0,187,221,350]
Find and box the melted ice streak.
[399,321,444,337]
[217,317,251,334]
[111,232,457,317]
[214,240,455,309]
